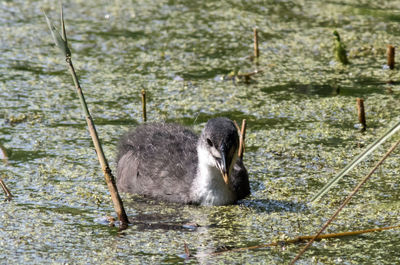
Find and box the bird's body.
[116,118,250,206]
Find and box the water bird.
[116,117,250,206]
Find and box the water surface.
[1,0,400,264]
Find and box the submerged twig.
[44,4,129,226]
[311,119,400,202]
[291,140,400,264]
[356,98,366,131]
[0,178,13,201]
[141,89,147,122]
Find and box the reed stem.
[311,119,400,202]
[291,140,400,264]
[141,89,147,122]
[387,45,395,70]
[238,119,247,160]
[67,58,129,226]
[0,178,12,201]
[44,5,129,227]
[253,28,259,59]
[356,98,366,131]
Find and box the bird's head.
[198,117,239,186]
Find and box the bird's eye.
[206,138,213,147]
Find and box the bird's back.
[116,122,199,204]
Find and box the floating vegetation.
[223,69,263,84]
[333,30,349,65]
[1,0,399,264]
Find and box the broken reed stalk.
[0,178,13,201]
[44,5,129,226]
[253,28,259,59]
[238,119,247,160]
[387,45,395,70]
[141,89,147,122]
[205,224,400,257]
[290,139,400,264]
[356,98,366,131]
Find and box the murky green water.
[1,0,400,264]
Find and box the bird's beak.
[219,145,232,186]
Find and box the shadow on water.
[168,110,251,127]
[262,76,391,98]
[127,213,200,231]
[262,82,340,97]
[117,194,307,233]
[117,196,307,263]
[5,149,49,164]
[9,60,65,76]
[119,197,202,231]
[88,29,146,39]
[243,198,308,213]
[169,111,296,131]
[330,0,400,23]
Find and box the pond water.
[1,0,400,264]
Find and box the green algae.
[0,0,400,264]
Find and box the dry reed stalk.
[357,98,366,131]
[141,89,147,122]
[238,119,247,160]
[254,28,259,59]
[205,224,400,257]
[0,178,12,201]
[387,45,395,70]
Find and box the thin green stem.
[292,140,400,264]
[312,120,400,202]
